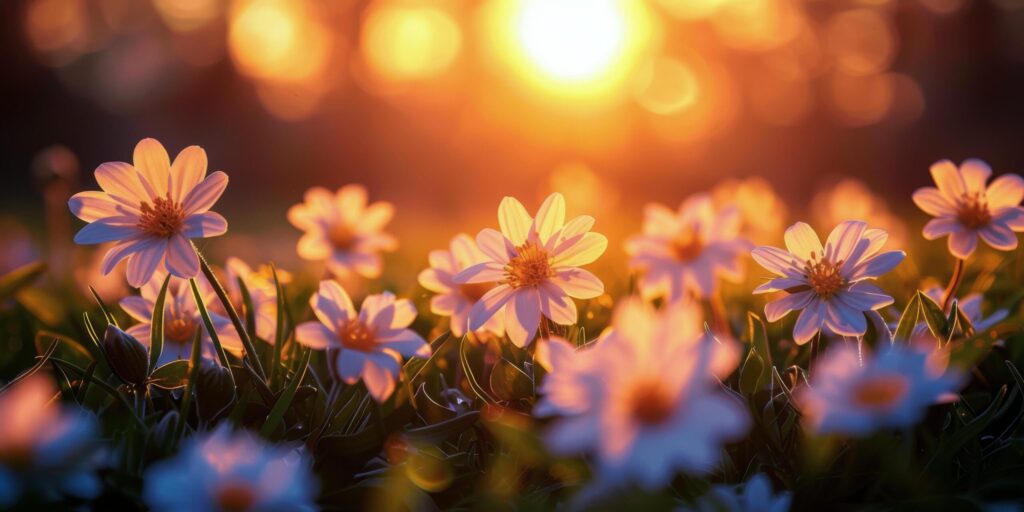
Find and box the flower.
[0,375,101,507]
[536,298,749,489]
[751,221,905,345]
[811,178,908,250]
[417,234,504,338]
[688,474,792,512]
[287,185,397,279]
[294,281,430,402]
[798,343,963,436]
[912,159,1024,259]
[68,138,229,287]
[143,424,317,512]
[119,271,240,366]
[217,257,291,342]
[711,177,788,245]
[453,193,607,347]
[625,194,750,302]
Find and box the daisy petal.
[69,191,135,222]
[960,159,992,193]
[311,280,355,327]
[182,171,228,214]
[792,301,824,345]
[552,268,604,299]
[534,193,566,244]
[453,262,506,284]
[986,174,1024,209]
[930,159,966,202]
[126,241,166,288]
[468,285,515,331]
[824,302,867,337]
[922,217,959,240]
[539,282,577,325]
[498,196,532,245]
[378,329,430,358]
[476,228,514,264]
[362,352,400,402]
[751,246,803,277]
[183,212,228,238]
[784,222,823,260]
[912,187,957,217]
[101,236,148,275]
[169,146,207,203]
[994,207,1024,230]
[505,287,541,347]
[848,250,904,280]
[133,138,170,197]
[979,224,1018,251]
[824,221,866,263]
[165,235,200,279]
[764,291,813,322]
[552,232,608,267]
[334,349,366,382]
[74,219,140,244]
[295,321,337,350]
[95,162,149,205]
[948,230,978,260]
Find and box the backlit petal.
[784,222,823,260]
[498,196,531,245]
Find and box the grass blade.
[148,274,172,374]
[261,347,312,437]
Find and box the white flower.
[798,344,963,436]
[536,298,749,490]
[294,281,430,402]
[0,375,101,507]
[219,257,291,342]
[626,194,750,301]
[751,221,905,345]
[688,474,792,512]
[912,159,1024,259]
[143,424,317,512]
[418,234,504,338]
[119,271,240,366]
[68,138,229,287]
[287,185,397,279]
[453,193,607,348]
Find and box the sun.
[483,0,655,105]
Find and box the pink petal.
[450,233,484,268]
[119,295,153,323]
[498,196,531,246]
[362,351,400,402]
[947,229,978,260]
[133,138,170,198]
[335,185,368,219]
[930,159,966,202]
[69,191,136,222]
[824,302,867,337]
[295,321,337,350]
[165,235,200,279]
[847,250,904,280]
[334,349,367,382]
[183,212,227,238]
[979,224,1018,251]
[296,232,331,261]
[751,246,804,277]
[922,217,959,240]
[505,287,541,347]
[101,236,149,275]
[95,161,149,205]
[539,281,577,325]
[169,145,207,203]
[74,218,140,244]
[552,268,603,299]
[784,222,823,260]
[377,329,430,358]
[912,187,956,217]
[552,232,607,267]
[792,300,824,345]
[764,291,813,322]
[357,202,395,233]
[418,268,453,294]
[126,241,167,288]
[430,293,462,316]
[452,261,506,284]
[994,207,1024,230]
[389,299,417,328]
[824,220,866,263]
[468,285,515,331]
[310,280,355,328]
[182,171,228,214]
[960,159,992,193]
[534,193,566,244]
[986,174,1024,209]
[476,228,514,264]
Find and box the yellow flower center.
[215,481,257,512]
[339,321,377,352]
[460,282,493,302]
[852,374,909,410]
[628,380,675,426]
[671,227,704,262]
[504,242,554,289]
[328,223,356,251]
[956,192,992,229]
[138,195,185,238]
[804,252,845,299]
[165,310,198,344]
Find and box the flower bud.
[195,363,236,422]
[103,325,149,387]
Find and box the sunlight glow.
[361,4,461,83]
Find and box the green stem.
[940,258,966,314]
[194,244,266,380]
[188,279,233,372]
[178,329,204,438]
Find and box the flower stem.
[194,246,266,380]
[940,258,966,314]
[188,278,233,370]
[177,328,204,438]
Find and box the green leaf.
[955,302,976,338]
[459,335,497,404]
[149,274,172,374]
[0,339,59,394]
[149,360,191,390]
[402,411,480,445]
[0,261,46,299]
[489,358,533,401]
[260,347,312,437]
[894,293,922,342]
[270,264,287,387]
[918,290,948,341]
[739,347,767,396]
[88,285,119,328]
[34,330,96,365]
[48,357,147,431]
[237,276,257,344]
[189,278,232,369]
[746,312,772,367]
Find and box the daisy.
[688,474,792,512]
[751,221,905,345]
[798,343,963,436]
[294,280,430,402]
[217,257,291,342]
[119,271,240,366]
[68,138,229,288]
[0,375,101,507]
[711,177,788,245]
[453,193,607,347]
[536,297,749,490]
[625,194,751,302]
[143,424,317,512]
[417,233,504,338]
[287,185,397,279]
[912,159,1024,259]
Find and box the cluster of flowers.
[1,139,1022,508]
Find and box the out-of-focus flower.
[688,473,792,512]
[912,159,1024,259]
[0,375,101,507]
[798,344,963,436]
[119,271,238,366]
[0,217,40,275]
[626,194,750,302]
[68,138,229,287]
[74,243,129,303]
[294,281,429,402]
[752,221,904,344]
[811,178,907,249]
[418,234,504,338]
[453,193,607,347]
[143,424,317,512]
[536,298,749,489]
[216,257,291,342]
[712,177,788,245]
[287,185,397,279]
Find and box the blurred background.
[2,0,1024,289]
